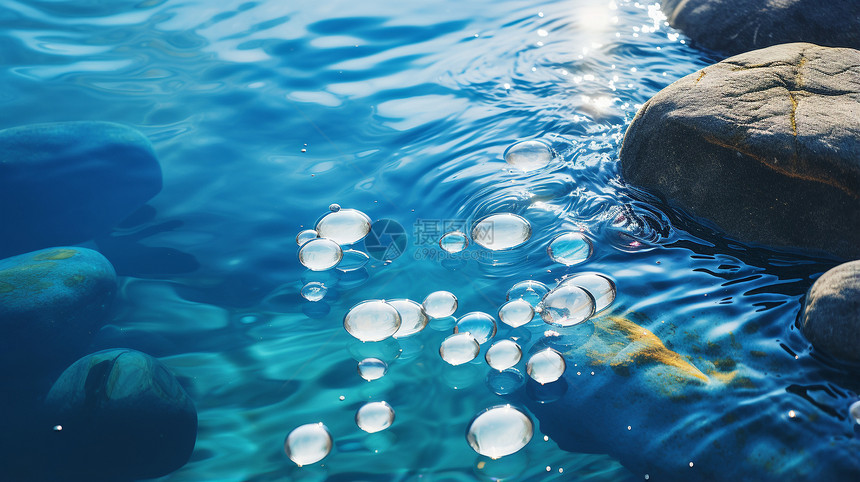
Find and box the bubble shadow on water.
[525,377,568,404]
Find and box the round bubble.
[423,291,458,318]
[526,348,566,384]
[486,368,525,395]
[439,333,480,366]
[337,249,370,272]
[356,401,395,433]
[498,299,534,328]
[547,232,593,266]
[343,300,402,342]
[471,213,531,250]
[284,423,332,467]
[299,238,343,271]
[439,231,469,253]
[538,285,595,327]
[850,400,860,424]
[357,358,388,381]
[504,139,554,172]
[388,299,429,338]
[300,282,328,302]
[559,272,616,313]
[485,340,522,371]
[454,312,497,344]
[296,229,318,246]
[466,405,534,458]
[329,203,341,212]
[315,209,372,245]
[506,280,550,307]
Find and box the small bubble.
[357,358,388,381]
[329,203,341,212]
[301,148,307,153]
[440,333,480,365]
[627,425,632,431]
[498,299,534,328]
[485,339,523,371]
[454,312,497,344]
[850,401,860,424]
[788,410,796,418]
[284,423,332,467]
[300,282,328,302]
[315,208,372,245]
[471,213,532,250]
[689,462,694,468]
[543,435,549,441]
[506,280,550,307]
[546,466,551,472]
[299,238,343,271]
[466,405,533,458]
[423,291,458,318]
[526,348,565,384]
[356,401,395,433]
[538,285,595,327]
[53,425,62,431]
[296,229,318,246]
[389,299,429,338]
[547,232,593,266]
[504,139,554,171]
[339,395,345,401]
[439,231,469,253]
[343,300,401,342]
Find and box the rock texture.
[801,260,860,363]
[620,43,860,259]
[662,0,860,56]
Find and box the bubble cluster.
[315,208,372,245]
[538,285,595,327]
[423,291,458,318]
[547,232,593,266]
[296,229,318,246]
[299,238,343,271]
[485,340,522,371]
[504,139,554,172]
[300,282,328,302]
[357,358,388,381]
[466,405,534,458]
[526,348,566,384]
[284,423,332,467]
[356,401,395,433]
[439,231,469,253]
[507,280,550,307]
[388,299,429,338]
[471,213,532,250]
[498,299,534,328]
[440,333,480,365]
[454,312,497,344]
[558,273,616,313]
[343,300,402,342]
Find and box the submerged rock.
[44,349,197,481]
[801,260,860,363]
[620,43,860,259]
[661,0,860,56]
[0,121,162,257]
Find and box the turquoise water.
[2,0,859,480]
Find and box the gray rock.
[662,0,860,56]
[801,260,860,363]
[620,43,860,259]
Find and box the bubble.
[329,203,341,212]
[498,299,534,328]
[337,249,370,272]
[850,401,860,424]
[388,299,429,338]
[485,340,522,371]
[504,139,554,172]
[357,358,388,381]
[300,282,328,302]
[296,229,318,246]
[315,208,372,245]
[356,401,395,433]
[343,300,402,342]
[299,238,343,271]
[547,232,593,266]
[471,213,532,250]
[466,405,534,458]
[284,423,332,467]
[423,291,458,318]
[538,285,595,327]
[439,231,469,253]
[506,280,550,307]
[558,272,616,313]
[454,312,497,344]
[53,425,62,431]
[439,333,480,365]
[526,348,566,384]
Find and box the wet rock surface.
[801,260,860,363]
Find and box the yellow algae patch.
[33,248,77,260]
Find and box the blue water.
[2,0,858,480]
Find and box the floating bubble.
[466,405,534,458]
[423,291,458,318]
[486,368,525,395]
[504,139,554,172]
[296,229,318,246]
[506,280,550,307]
[357,358,388,381]
[329,203,341,212]
[454,312,497,344]
[485,339,522,371]
[538,285,595,327]
[388,299,429,338]
[343,300,401,342]
[315,208,372,245]
[300,282,328,302]
[284,423,332,467]
[526,348,566,384]
[498,299,534,328]
[337,249,370,272]
[439,231,469,253]
[439,333,480,365]
[471,213,532,250]
[356,401,395,433]
[851,400,860,424]
[299,238,343,271]
[558,272,616,313]
[547,232,593,266]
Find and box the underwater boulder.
[801,260,860,363]
[44,349,197,481]
[620,43,860,259]
[0,121,162,257]
[661,0,860,56]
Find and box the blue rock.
[0,122,162,257]
[44,349,197,481]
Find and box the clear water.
[2,0,858,480]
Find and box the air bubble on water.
[315,208,372,245]
[504,140,555,172]
[329,203,341,212]
[53,425,62,431]
[440,332,480,365]
[439,231,469,253]
[486,339,523,371]
[547,232,593,266]
[423,291,458,318]
[498,299,534,328]
[300,282,328,302]
[357,357,388,381]
[388,299,429,338]
[850,400,860,424]
[299,238,343,271]
[284,423,332,467]
[506,280,550,307]
[526,348,566,384]
[558,272,616,313]
[337,249,370,272]
[343,300,401,342]
[296,229,318,246]
[538,285,595,327]
[471,213,532,250]
[454,312,497,344]
[355,401,395,433]
[466,405,534,458]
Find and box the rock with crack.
[620,43,860,259]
